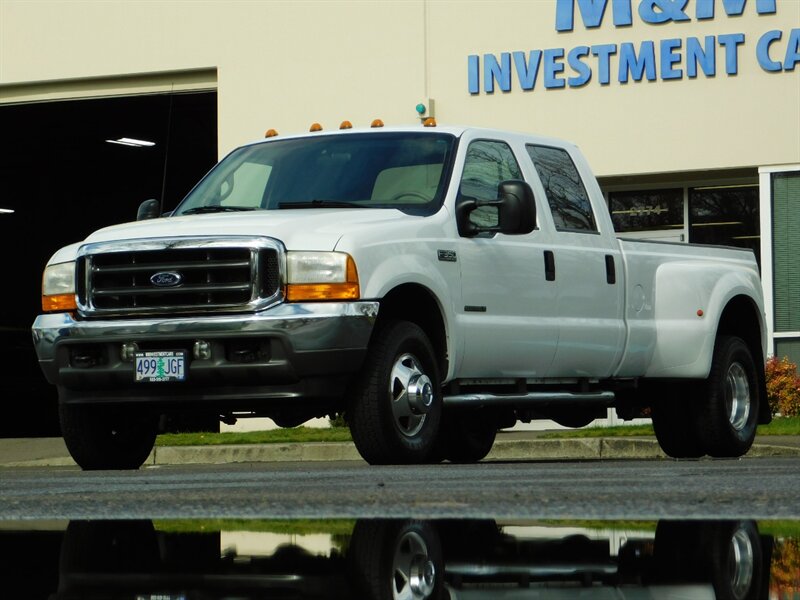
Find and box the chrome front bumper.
[32,302,379,405]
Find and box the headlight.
[286,252,360,301]
[42,261,77,312]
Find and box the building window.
[526,145,597,233]
[689,184,760,264]
[608,188,684,236]
[772,172,800,334]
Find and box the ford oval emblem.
[150,271,183,287]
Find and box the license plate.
[134,351,186,382]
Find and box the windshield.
[173,132,457,216]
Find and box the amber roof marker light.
[264,128,279,138]
[339,120,353,130]
[309,122,323,132]
[423,117,437,127]
[370,119,384,128]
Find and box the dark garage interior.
[0,91,217,436]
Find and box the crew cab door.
[455,138,559,378]
[525,144,625,378]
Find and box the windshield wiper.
[277,200,365,209]
[181,205,258,215]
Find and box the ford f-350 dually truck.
[32,124,768,469]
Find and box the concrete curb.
[4,437,798,468]
[150,441,363,466]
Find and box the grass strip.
[156,416,800,446]
[539,424,655,439]
[758,415,800,435]
[539,416,800,438]
[156,426,352,447]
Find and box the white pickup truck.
[32,124,769,470]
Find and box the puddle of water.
[1,519,797,599]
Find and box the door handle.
[605,254,616,285]
[544,250,555,281]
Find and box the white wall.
[2,0,798,176]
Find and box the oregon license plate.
[134,351,186,382]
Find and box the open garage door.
[0,90,217,436]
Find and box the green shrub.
[766,356,800,417]
[328,413,347,428]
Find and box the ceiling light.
[105,137,156,147]
[0,208,14,214]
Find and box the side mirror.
[456,180,536,237]
[497,179,536,234]
[137,199,161,221]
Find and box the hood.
[82,208,414,251]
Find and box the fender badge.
[437,250,457,262]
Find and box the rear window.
[526,145,597,232]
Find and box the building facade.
[1,0,799,366]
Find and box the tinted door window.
[460,140,522,229]
[527,145,597,232]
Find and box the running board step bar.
[443,391,615,408]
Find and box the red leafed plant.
[765,356,800,417]
[770,537,800,596]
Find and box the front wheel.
[699,336,760,458]
[348,320,442,465]
[59,403,158,470]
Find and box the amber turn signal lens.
[286,282,360,301]
[42,294,77,312]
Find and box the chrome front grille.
[77,237,284,317]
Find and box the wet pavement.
[3,435,799,598]
[1,517,797,599]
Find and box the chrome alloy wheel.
[725,362,751,431]
[728,527,755,599]
[391,530,437,600]
[390,353,434,438]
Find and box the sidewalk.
[2,432,800,468]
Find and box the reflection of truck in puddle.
[45,518,771,600]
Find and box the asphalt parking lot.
[2,430,799,468]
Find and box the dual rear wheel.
[652,335,761,459]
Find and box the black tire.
[698,336,760,458]
[348,320,442,465]
[441,409,497,463]
[59,403,158,470]
[348,519,444,600]
[651,385,705,459]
